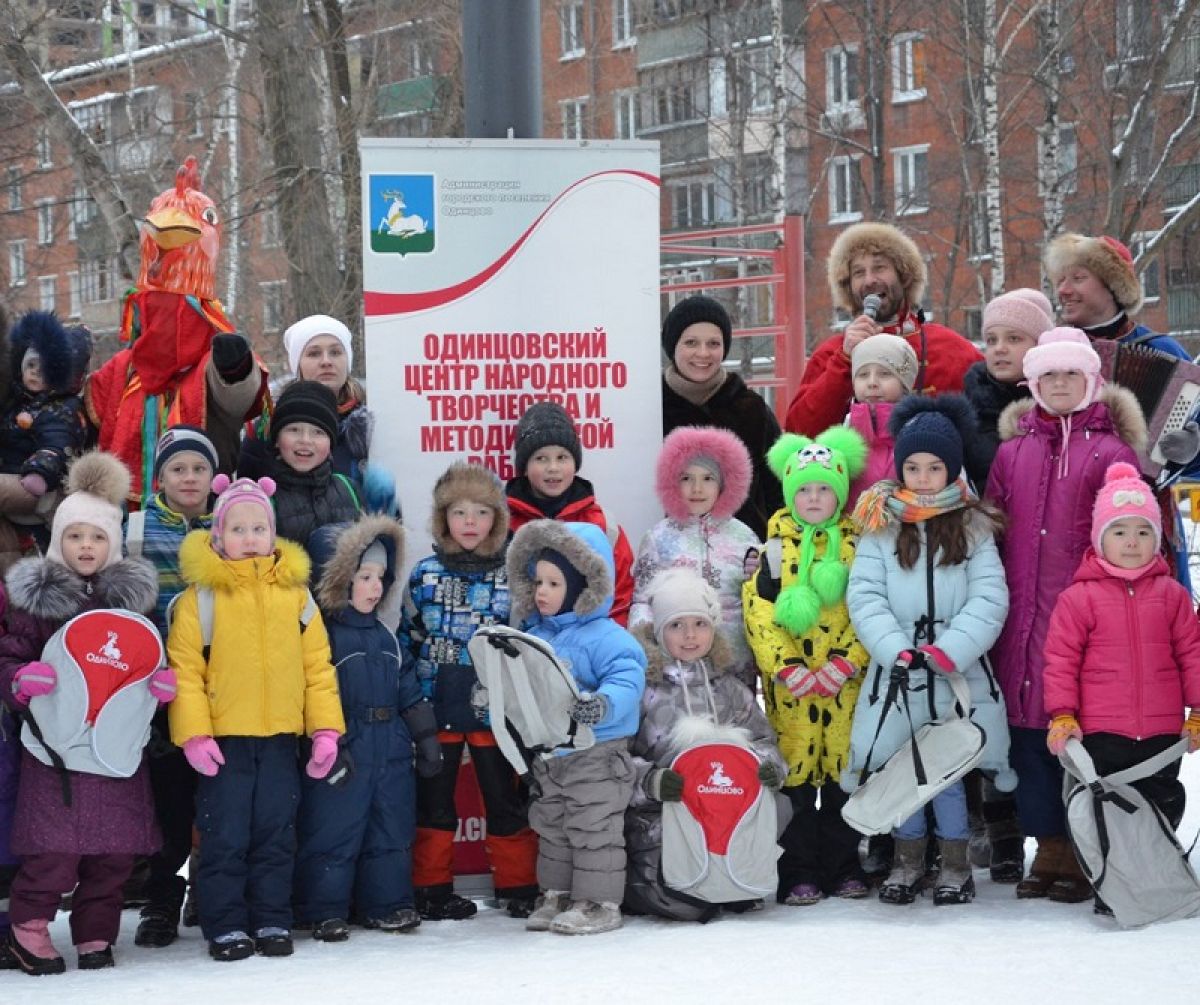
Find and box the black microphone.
[862,293,883,321]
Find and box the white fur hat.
[283,314,353,376]
[645,568,721,643]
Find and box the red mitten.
[812,656,856,697]
[776,663,819,699]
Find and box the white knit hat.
[645,568,721,643]
[283,314,353,376]
[48,452,131,570]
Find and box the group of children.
[2,289,1200,975]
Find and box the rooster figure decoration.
[84,156,269,505]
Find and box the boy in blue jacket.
[506,520,646,936]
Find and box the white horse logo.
[708,761,734,788]
[378,193,427,238]
[99,631,122,662]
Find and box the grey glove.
[757,760,784,791]
[1160,420,1200,465]
[569,692,608,726]
[646,768,684,802]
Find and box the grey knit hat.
[513,401,582,475]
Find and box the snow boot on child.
[415,886,477,921]
[878,838,928,905]
[984,795,1024,884]
[548,899,623,935]
[9,920,65,976]
[933,839,976,905]
[525,890,571,932]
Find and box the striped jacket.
[126,493,213,635]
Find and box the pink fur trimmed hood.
[655,425,752,523]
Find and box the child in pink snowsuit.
[845,335,918,507]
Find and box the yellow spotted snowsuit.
[743,511,866,787]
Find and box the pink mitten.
[12,662,56,704]
[777,663,818,699]
[148,667,177,704]
[306,729,341,779]
[18,473,47,498]
[183,736,225,777]
[917,645,956,673]
[813,656,856,697]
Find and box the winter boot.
[9,922,64,976]
[983,793,1024,884]
[1015,837,1062,899]
[878,837,928,905]
[783,883,823,906]
[362,908,421,933]
[504,894,539,919]
[253,926,293,957]
[76,942,114,970]
[1046,839,1092,904]
[135,877,186,949]
[208,931,254,962]
[525,890,571,932]
[933,839,976,906]
[415,886,477,921]
[861,833,893,885]
[548,900,623,935]
[312,918,350,942]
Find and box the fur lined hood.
[179,530,311,591]
[507,519,613,626]
[431,461,508,556]
[5,554,157,622]
[997,383,1148,453]
[655,425,752,523]
[632,622,734,686]
[827,223,927,314]
[8,310,92,394]
[312,514,404,614]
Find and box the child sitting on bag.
[1043,461,1200,914]
[845,335,918,507]
[847,396,1012,907]
[507,519,646,935]
[743,426,871,906]
[627,568,784,920]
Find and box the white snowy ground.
[30,752,1200,1004]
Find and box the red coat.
[784,320,982,437]
[506,475,634,626]
[1043,550,1200,740]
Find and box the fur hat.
[210,474,276,555]
[851,334,919,393]
[310,514,405,614]
[827,223,927,314]
[513,401,582,475]
[890,394,975,484]
[283,314,353,376]
[1022,326,1102,413]
[48,452,131,570]
[655,426,752,523]
[9,310,92,394]
[1091,461,1161,553]
[153,424,218,480]
[431,461,508,556]
[507,520,613,625]
[982,288,1054,345]
[1044,233,1143,315]
[661,295,733,361]
[270,379,339,443]
[643,568,721,645]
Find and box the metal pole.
[462,0,542,138]
[781,214,807,419]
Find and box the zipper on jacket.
[1126,580,1143,739]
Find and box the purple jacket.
[986,386,1147,728]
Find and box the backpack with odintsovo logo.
[466,624,594,777]
[1059,737,1200,929]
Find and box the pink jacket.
[986,386,1147,728]
[1043,551,1200,739]
[846,401,895,507]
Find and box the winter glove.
[757,761,784,791]
[916,645,955,674]
[183,736,225,777]
[12,661,56,704]
[812,656,856,697]
[570,692,608,727]
[148,667,177,704]
[776,662,819,699]
[210,332,253,382]
[1183,711,1200,753]
[1160,420,1200,465]
[401,700,443,778]
[306,729,341,780]
[18,473,47,498]
[646,768,684,802]
[1046,714,1083,756]
[324,746,354,788]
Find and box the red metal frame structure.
[660,215,807,423]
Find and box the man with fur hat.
[785,222,983,437]
[400,462,539,921]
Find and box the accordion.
[1093,339,1200,477]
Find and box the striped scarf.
[851,477,974,533]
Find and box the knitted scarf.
[664,362,727,406]
[851,477,974,533]
[772,514,851,637]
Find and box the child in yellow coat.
[743,426,868,906]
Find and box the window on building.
[1167,15,1200,87]
[893,145,930,215]
[68,185,98,242]
[826,47,859,111]
[184,92,204,138]
[261,280,285,333]
[8,241,26,287]
[613,0,635,46]
[560,1,585,59]
[36,128,52,169]
[1038,123,1078,195]
[734,46,774,113]
[892,33,926,102]
[561,98,589,139]
[963,307,983,344]
[7,167,22,211]
[969,192,993,259]
[72,98,112,145]
[1131,232,1162,302]
[740,156,774,219]
[38,275,56,312]
[80,256,118,303]
[653,0,700,19]
[643,61,704,127]
[67,271,81,318]
[668,178,714,229]
[1116,0,1151,61]
[614,90,639,139]
[36,199,53,246]
[828,155,862,222]
[262,203,281,248]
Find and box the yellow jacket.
[743,511,866,786]
[167,531,345,744]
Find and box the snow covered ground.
[30,752,1200,1003]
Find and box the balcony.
[1168,285,1200,334]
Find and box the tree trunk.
[980,0,1005,295]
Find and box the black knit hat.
[661,295,733,361]
[536,546,588,614]
[513,401,582,475]
[889,394,975,484]
[270,379,339,443]
[153,424,218,479]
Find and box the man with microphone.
[785,223,983,436]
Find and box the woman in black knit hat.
[660,295,783,539]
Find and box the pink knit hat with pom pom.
[211,474,277,554]
[1022,326,1103,413]
[1091,461,1160,552]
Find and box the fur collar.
[5,555,158,621]
[633,622,733,685]
[314,514,404,613]
[655,425,752,523]
[179,530,311,590]
[507,519,612,626]
[997,384,1148,453]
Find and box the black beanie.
[889,394,974,484]
[661,295,733,361]
[153,424,218,479]
[270,379,340,443]
[536,546,588,614]
[513,401,582,475]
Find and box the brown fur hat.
[431,462,508,557]
[827,222,928,314]
[1043,233,1143,316]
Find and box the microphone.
[862,293,883,321]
